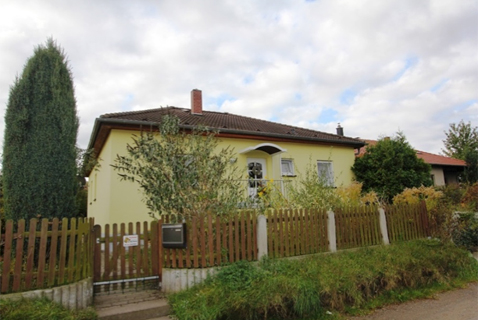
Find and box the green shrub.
[0,297,97,320]
[168,240,478,320]
[453,212,478,251]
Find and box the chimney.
[336,123,344,136]
[191,89,202,115]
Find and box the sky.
[0,0,477,155]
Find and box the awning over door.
[238,143,286,155]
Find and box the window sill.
[282,174,297,177]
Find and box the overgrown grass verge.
[0,297,97,320]
[168,240,478,320]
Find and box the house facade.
[87,89,365,226]
[356,139,466,186]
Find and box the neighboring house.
[356,139,466,186]
[86,89,365,225]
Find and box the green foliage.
[442,120,478,160]
[352,133,432,202]
[278,162,380,211]
[423,183,478,244]
[0,173,4,223]
[2,38,79,220]
[286,161,341,210]
[75,187,88,218]
[168,240,478,320]
[453,212,478,251]
[461,183,478,211]
[462,147,478,184]
[438,183,465,206]
[0,297,97,320]
[442,121,478,184]
[112,114,245,221]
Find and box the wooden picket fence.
[0,202,431,294]
[385,201,430,242]
[266,208,328,258]
[0,218,93,294]
[162,211,257,269]
[335,205,383,250]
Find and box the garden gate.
[92,220,162,293]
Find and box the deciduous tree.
[352,132,432,202]
[442,120,478,160]
[442,121,478,184]
[112,114,245,221]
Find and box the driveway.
[347,282,478,320]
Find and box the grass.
[168,240,478,320]
[0,297,97,320]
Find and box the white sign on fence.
[123,234,139,247]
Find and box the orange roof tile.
[356,139,466,167]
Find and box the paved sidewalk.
[348,282,478,320]
[94,290,170,320]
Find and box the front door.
[247,158,266,197]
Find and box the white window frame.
[281,159,295,176]
[247,158,267,198]
[317,161,334,187]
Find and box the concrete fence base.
[161,267,217,293]
[0,277,93,310]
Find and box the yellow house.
[87,89,365,226]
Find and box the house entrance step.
[94,290,170,320]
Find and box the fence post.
[378,207,390,245]
[257,215,268,260]
[327,210,337,252]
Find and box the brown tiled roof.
[97,106,364,147]
[356,139,466,167]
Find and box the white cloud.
[0,0,476,156]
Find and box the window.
[281,159,295,176]
[317,161,334,187]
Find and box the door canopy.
[239,143,286,155]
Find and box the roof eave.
[88,117,366,157]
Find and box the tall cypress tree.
[3,39,79,220]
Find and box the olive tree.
[112,115,245,221]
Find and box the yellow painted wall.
[215,137,356,187]
[88,130,151,226]
[88,130,357,226]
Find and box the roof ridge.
[101,106,180,118]
[201,109,342,138]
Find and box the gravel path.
[347,282,478,320]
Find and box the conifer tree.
[2,39,79,220]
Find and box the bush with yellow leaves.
[392,186,443,210]
[336,181,381,206]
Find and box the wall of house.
[215,137,356,187]
[431,166,445,186]
[88,130,358,226]
[88,129,151,226]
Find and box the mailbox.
[162,223,187,248]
